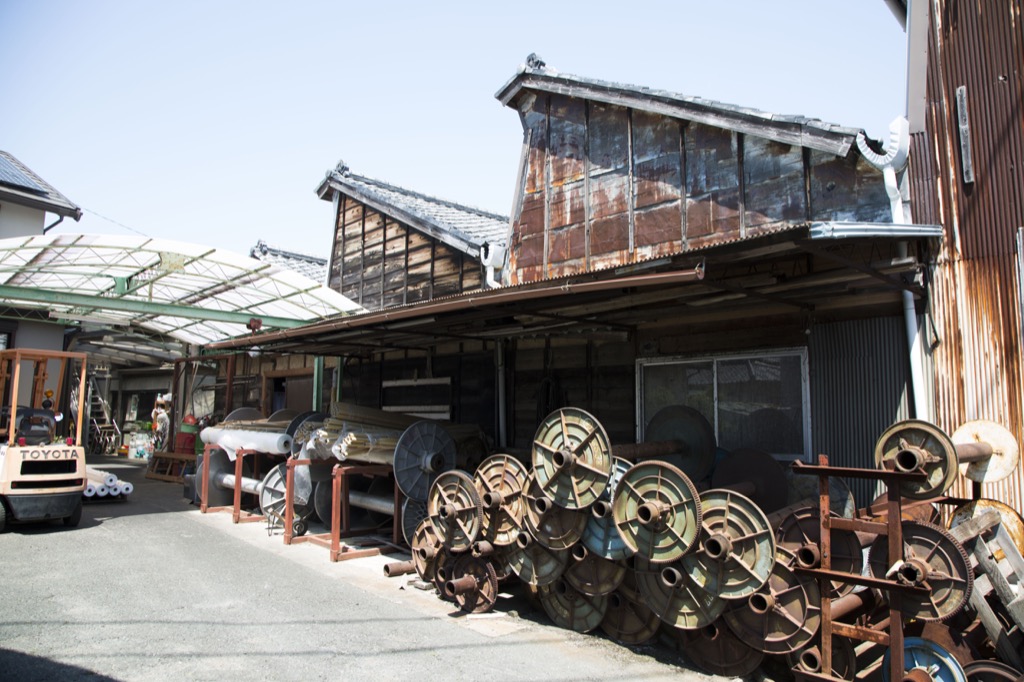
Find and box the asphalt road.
[0,456,743,682]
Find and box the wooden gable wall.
[509,92,891,283]
[328,194,484,311]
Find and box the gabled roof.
[250,240,328,284]
[495,54,865,157]
[316,163,509,258]
[0,150,82,220]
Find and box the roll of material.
[200,427,293,460]
[119,480,134,496]
[87,467,117,488]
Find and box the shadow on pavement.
[0,647,119,681]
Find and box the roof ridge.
[251,239,326,264]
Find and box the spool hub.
[875,420,958,499]
[532,408,613,510]
[427,470,483,553]
[473,454,528,547]
[787,636,858,681]
[612,460,701,563]
[775,506,864,598]
[446,554,499,614]
[394,421,457,501]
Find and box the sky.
[1,1,908,263]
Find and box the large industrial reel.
[962,660,1024,682]
[948,498,1024,559]
[786,467,856,518]
[675,621,765,678]
[194,448,250,508]
[410,517,442,582]
[868,521,973,622]
[882,637,968,682]
[952,420,1021,485]
[563,545,626,596]
[721,547,821,654]
[775,506,864,598]
[633,555,725,630]
[445,554,499,614]
[875,420,958,499]
[285,411,327,455]
[787,635,858,682]
[531,408,612,510]
[223,406,264,422]
[581,457,633,561]
[643,405,717,483]
[259,461,314,528]
[473,454,528,547]
[522,471,588,550]
[711,448,789,514]
[537,578,609,633]
[504,530,569,587]
[312,478,378,531]
[401,497,428,546]
[683,489,776,600]
[426,470,483,553]
[394,421,457,501]
[612,460,702,563]
[599,569,661,645]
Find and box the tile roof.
[496,54,865,157]
[0,150,82,220]
[317,163,509,259]
[249,240,328,284]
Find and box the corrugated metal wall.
[810,317,913,506]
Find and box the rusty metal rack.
[198,445,271,524]
[791,454,933,682]
[282,458,403,562]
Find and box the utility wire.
[83,208,151,238]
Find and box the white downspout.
[856,117,929,419]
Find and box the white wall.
[0,200,46,237]
[12,321,67,406]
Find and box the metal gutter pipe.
[43,215,64,234]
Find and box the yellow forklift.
[0,349,88,531]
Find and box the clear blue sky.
[1,1,907,261]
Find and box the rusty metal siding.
[809,316,912,506]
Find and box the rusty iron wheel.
[522,471,588,550]
[427,470,483,553]
[633,555,724,630]
[786,635,858,681]
[775,505,864,598]
[532,408,613,510]
[612,460,702,563]
[675,620,765,678]
[473,454,528,547]
[563,545,626,596]
[504,530,569,587]
[874,419,958,499]
[537,578,608,633]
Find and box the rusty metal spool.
[394,420,457,501]
[401,497,428,546]
[711,447,789,514]
[581,457,633,561]
[599,569,661,645]
[875,420,960,499]
[676,621,765,678]
[433,551,457,599]
[504,529,569,586]
[775,505,864,598]
[633,555,725,629]
[532,407,613,510]
[722,547,821,654]
[643,405,717,483]
[537,578,608,633]
[787,635,858,682]
[951,420,1021,485]
[867,521,973,622]
[259,460,314,526]
[410,517,442,582]
[962,660,1024,682]
[948,498,1024,560]
[522,471,588,550]
[563,544,626,596]
[427,470,483,553]
[473,454,528,547]
[444,554,499,614]
[683,489,776,600]
[882,637,968,682]
[869,493,941,524]
[612,460,702,563]
[786,466,856,518]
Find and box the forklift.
[0,349,88,531]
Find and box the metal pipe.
[496,340,507,449]
[348,490,395,517]
[383,560,415,577]
[445,575,478,597]
[956,441,994,463]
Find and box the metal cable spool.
[444,554,499,614]
[612,460,702,563]
[410,517,442,582]
[948,498,1024,559]
[882,637,968,682]
[952,420,1021,485]
[563,544,626,596]
[787,636,858,682]
[312,478,376,531]
[683,489,776,600]
[785,466,856,518]
[473,454,528,547]
[633,555,725,629]
[427,470,483,553]
[867,521,973,622]
[285,410,327,455]
[223,406,264,422]
[401,497,428,546]
[643,405,717,483]
[711,448,789,514]
[775,506,864,598]
[194,448,258,508]
[598,569,661,645]
[532,407,613,510]
[259,461,314,528]
[962,660,1024,682]
[522,471,588,550]
[504,529,569,586]
[266,408,299,423]
[875,420,959,499]
[721,547,821,654]
[676,621,765,678]
[581,457,634,561]
[537,578,608,633]
[394,420,457,501]
[433,550,457,599]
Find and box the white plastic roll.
[119,480,134,496]
[108,482,122,496]
[83,483,96,498]
[200,427,293,461]
[95,484,109,497]
[87,467,118,488]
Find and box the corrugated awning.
[0,233,362,346]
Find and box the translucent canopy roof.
[0,234,362,345]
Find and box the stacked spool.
[84,466,134,501]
